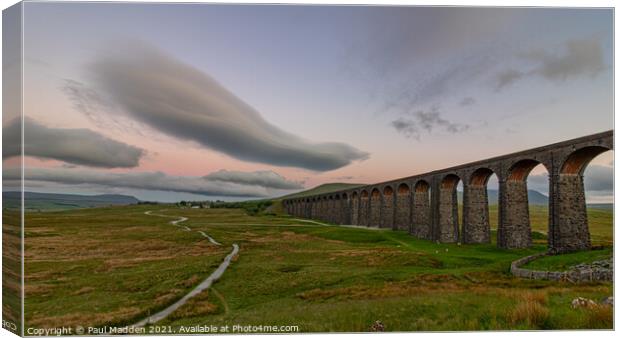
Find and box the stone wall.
[511,252,613,283]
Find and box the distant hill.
[586,203,613,210]
[277,183,365,200]
[3,191,140,211]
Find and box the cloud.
[525,37,606,81]
[583,164,613,192]
[203,169,303,190]
[67,41,368,172]
[6,167,302,198]
[496,36,606,90]
[495,69,524,90]
[3,117,145,168]
[459,97,476,107]
[381,52,497,115]
[62,79,112,119]
[391,118,419,139]
[391,107,469,140]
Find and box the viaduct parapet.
[283,131,613,253]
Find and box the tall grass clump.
[508,291,550,328]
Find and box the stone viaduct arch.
[283,131,613,252]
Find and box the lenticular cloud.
[83,41,369,171]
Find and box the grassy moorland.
[23,206,230,329]
[3,210,22,334]
[21,205,612,332]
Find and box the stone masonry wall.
[412,191,431,239]
[381,195,394,229]
[369,195,382,227]
[500,180,532,249]
[553,174,590,253]
[359,198,369,226]
[351,198,359,225]
[319,200,327,221]
[394,193,411,231]
[438,187,459,243]
[340,199,350,225]
[463,185,491,243]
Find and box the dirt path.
[292,218,330,226]
[197,230,222,246]
[131,210,237,327]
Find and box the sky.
[2,3,614,202]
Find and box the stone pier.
[381,187,394,229]
[412,182,431,239]
[394,184,411,231]
[369,189,382,227]
[462,169,493,244]
[437,175,460,243]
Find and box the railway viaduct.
[283,131,613,253]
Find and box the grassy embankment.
[21,203,612,332]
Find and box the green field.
[20,204,613,332]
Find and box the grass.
[23,206,230,329]
[19,205,613,332]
